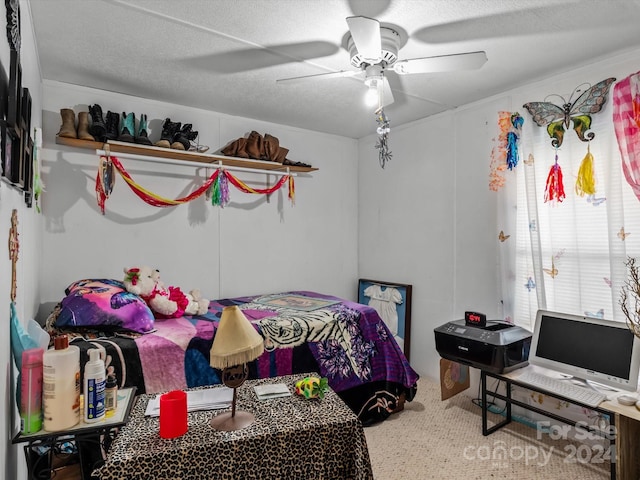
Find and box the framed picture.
[0,56,8,121]
[358,279,413,362]
[2,121,19,184]
[22,135,32,195]
[20,86,30,134]
[7,49,20,128]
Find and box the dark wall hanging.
[5,0,20,52]
[2,122,19,184]
[7,49,20,129]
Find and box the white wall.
[38,82,359,313]
[3,2,43,479]
[359,49,640,383]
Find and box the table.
[92,374,373,480]
[13,387,136,480]
[481,366,640,480]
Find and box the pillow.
[55,279,155,334]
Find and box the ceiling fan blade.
[346,16,382,63]
[277,69,361,85]
[392,51,487,75]
[381,76,394,107]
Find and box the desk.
[92,374,373,480]
[481,367,640,480]
[12,387,136,480]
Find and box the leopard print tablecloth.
[93,374,373,480]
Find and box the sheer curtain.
[497,78,640,331]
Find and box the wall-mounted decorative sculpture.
[523,78,616,148]
[523,78,616,203]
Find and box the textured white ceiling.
[28,0,640,139]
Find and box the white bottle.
[84,348,106,423]
[43,335,80,431]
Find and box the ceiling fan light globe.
[364,87,379,107]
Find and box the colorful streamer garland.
[95,155,295,214]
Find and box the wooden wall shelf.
[55,136,318,173]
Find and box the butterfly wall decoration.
[543,257,558,278]
[618,227,630,240]
[523,78,616,148]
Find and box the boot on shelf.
[118,112,135,143]
[274,146,289,163]
[77,112,95,141]
[57,108,77,139]
[88,104,107,142]
[245,130,264,159]
[171,123,198,150]
[105,111,120,141]
[263,133,279,162]
[155,118,181,149]
[135,113,153,145]
[221,137,249,158]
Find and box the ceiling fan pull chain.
[375,108,392,169]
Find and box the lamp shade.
[210,306,264,369]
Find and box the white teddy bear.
[122,266,209,318]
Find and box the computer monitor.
[528,309,640,392]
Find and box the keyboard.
[516,370,607,407]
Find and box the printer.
[434,317,532,374]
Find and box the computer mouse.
[617,394,637,406]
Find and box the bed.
[46,282,419,426]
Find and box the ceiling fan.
[277,16,488,109]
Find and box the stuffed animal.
[122,266,210,319]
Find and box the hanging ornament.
[544,148,565,203]
[489,112,510,191]
[210,171,230,207]
[8,209,18,302]
[575,143,597,197]
[506,113,524,170]
[374,108,392,168]
[32,128,45,214]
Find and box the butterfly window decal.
[543,257,558,278]
[523,78,616,148]
[525,276,536,292]
[618,227,630,240]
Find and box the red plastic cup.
[159,390,188,439]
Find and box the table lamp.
[209,305,264,431]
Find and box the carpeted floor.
[364,378,610,479]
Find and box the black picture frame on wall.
[7,49,20,129]
[0,55,8,122]
[22,136,32,206]
[358,279,413,362]
[2,121,19,184]
[20,86,30,134]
